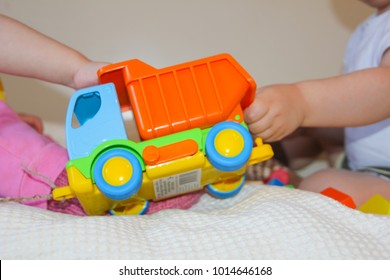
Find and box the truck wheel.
[93,148,142,201]
[109,199,149,215]
[205,121,253,171]
[206,175,246,199]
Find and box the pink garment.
[0,101,68,209]
[146,190,203,214]
[48,188,203,216]
[1,100,202,214]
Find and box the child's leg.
[0,101,68,208]
[299,168,390,207]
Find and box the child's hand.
[244,84,305,142]
[18,113,44,134]
[72,61,109,89]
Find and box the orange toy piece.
[320,187,356,209]
[98,54,256,141]
[142,139,198,165]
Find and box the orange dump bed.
[98,54,256,140]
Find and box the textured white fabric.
[1,183,389,259]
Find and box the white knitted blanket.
[1,183,389,259]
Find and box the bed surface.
[1,183,389,259]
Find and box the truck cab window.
[72,91,101,128]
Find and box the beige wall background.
[0,0,372,146]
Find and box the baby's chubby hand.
[244,84,305,142]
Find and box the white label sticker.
[153,169,202,199]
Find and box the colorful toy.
[359,194,390,215]
[266,178,285,186]
[52,54,274,215]
[265,168,289,186]
[320,187,356,209]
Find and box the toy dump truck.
[53,54,273,215]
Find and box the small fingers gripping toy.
[53,54,274,215]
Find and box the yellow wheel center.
[102,157,132,186]
[214,129,244,157]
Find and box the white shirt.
[344,11,390,170]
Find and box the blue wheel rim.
[206,175,246,199]
[108,200,149,216]
[93,148,142,200]
[205,122,253,171]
